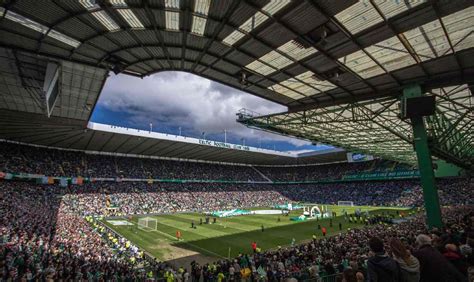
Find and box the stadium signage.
[199,139,250,151]
[343,170,420,180]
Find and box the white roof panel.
[91,10,120,31]
[191,16,207,35]
[404,19,450,61]
[165,11,180,31]
[336,0,426,35]
[116,9,145,29]
[269,83,306,99]
[222,0,290,46]
[335,1,383,35]
[194,0,211,16]
[5,10,48,34]
[365,36,416,72]
[443,7,474,53]
[47,29,81,48]
[338,49,385,79]
[277,41,317,61]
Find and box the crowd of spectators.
[0,142,266,181]
[1,179,473,281]
[1,142,473,281]
[0,182,182,280]
[1,142,382,181]
[255,162,373,182]
[56,179,472,217]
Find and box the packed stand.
[0,142,265,181]
[58,179,473,217]
[255,162,373,181]
[1,179,473,281]
[1,142,409,182]
[0,181,190,281]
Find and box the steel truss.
[238,85,473,169]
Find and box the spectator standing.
[413,234,466,282]
[367,237,401,282]
[390,238,420,282]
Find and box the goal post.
[137,217,157,231]
[337,201,354,207]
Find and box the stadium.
[0,0,473,281]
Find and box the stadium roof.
[1,0,473,108]
[0,0,472,166]
[238,84,473,166]
[0,109,347,165]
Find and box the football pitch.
[102,205,411,261]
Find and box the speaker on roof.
[307,26,329,46]
[401,95,436,119]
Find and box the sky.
[90,71,332,153]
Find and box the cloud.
[96,71,312,147]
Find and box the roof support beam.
[402,84,442,229]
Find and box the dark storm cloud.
[96,71,312,147]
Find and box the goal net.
[137,217,157,231]
[338,201,354,207]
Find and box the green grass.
[102,205,411,260]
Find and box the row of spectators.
[1,142,386,181]
[255,162,373,182]
[1,180,473,281]
[58,179,473,217]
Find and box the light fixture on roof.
[108,56,127,74]
[293,25,330,50]
[307,26,329,47]
[84,103,92,111]
[312,68,343,83]
[239,71,249,86]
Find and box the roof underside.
[0,0,473,108]
[0,109,347,165]
[0,0,472,166]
